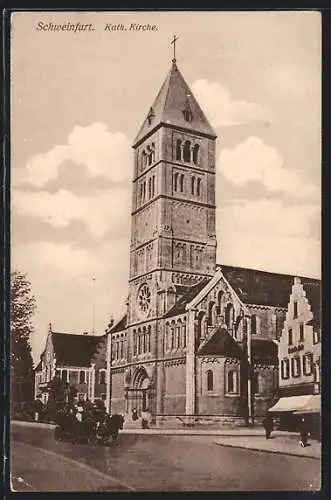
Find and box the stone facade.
[107,59,320,426]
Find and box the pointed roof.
[133,61,217,147]
[198,326,245,359]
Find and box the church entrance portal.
[126,367,150,417]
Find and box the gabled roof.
[110,314,127,334]
[51,332,105,367]
[133,61,217,147]
[164,278,211,318]
[220,265,320,309]
[198,326,245,359]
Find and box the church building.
[108,53,320,426]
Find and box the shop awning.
[268,395,314,413]
[293,395,321,414]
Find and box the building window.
[173,172,179,192]
[148,177,152,199]
[196,178,201,196]
[252,372,262,394]
[182,324,187,348]
[79,370,86,384]
[288,328,293,346]
[191,176,195,195]
[299,324,304,342]
[183,140,191,162]
[293,301,298,319]
[61,370,68,382]
[175,325,181,349]
[313,330,320,345]
[251,315,257,335]
[179,173,184,193]
[303,353,314,376]
[147,326,151,352]
[99,370,106,385]
[291,356,301,378]
[193,144,199,165]
[227,370,239,394]
[176,139,182,161]
[281,358,290,379]
[206,370,214,391]
[225,303,234,329]
[171,325,175,350]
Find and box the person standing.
[299,416,309,447]
[263,414,274,439]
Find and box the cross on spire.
[171,35,179,63]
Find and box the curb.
[213,441,321,461]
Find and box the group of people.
[263,414,311,447]
[132,407,152,429]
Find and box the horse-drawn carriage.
[54,404,124,445]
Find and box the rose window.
[138,283,151,315]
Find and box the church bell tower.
[128,47,217,327]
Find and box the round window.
[137,283,151,316]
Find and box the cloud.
[217,199,321,278]
[12,186,131,238]
[218,136,319,199]
[192,79,268,127]
[12,239,130,363]
[12,122,132,187]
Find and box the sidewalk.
[214,431,321,460]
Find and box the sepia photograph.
[9,10,321,492]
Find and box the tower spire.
[171,34,179,64]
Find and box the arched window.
[79,370,85,384]
[147,326,151,352]
[142,150,147,170]
[227,370,238,394]
[176,325,181,349]
[183,141,191,162]
[180,173,184,193]
[165,323,170,352]
[182,323,187,348]
[142,182,146,202]
[171,323,175,350]
[197,178,201,196]
[147,146,153,166]
[152,176,155,197]
[138,328,142,354]
[120,339,124,358]
[207,370,214,391]
[208,301,216,326]
[193,144,200,164]
[176,139,182,161]
[142,327,147,352]
[173,172,179,192]
[198,312,208,339]
[151,143,155,163]
[148,177,152,199]
[217,291,224,315]
[133,330,137,356]
[251,315,257,335]
[191,176,196,195]
[225,303,234,328]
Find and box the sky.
[10,11,321,364]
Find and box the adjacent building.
[34,324,107,405]
[268,277,321,435]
